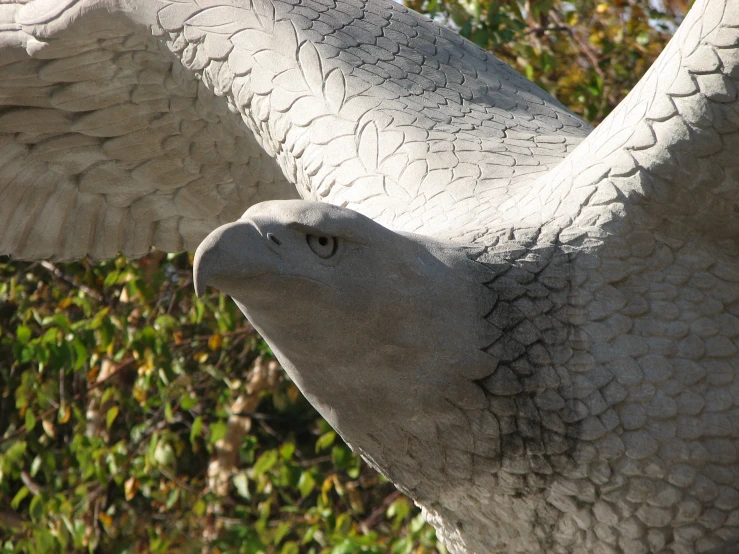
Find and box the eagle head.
[193,200,498,453]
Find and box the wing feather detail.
[507,0,739,243]
[0,0,296,261]
[1,0,599,260]
[1,0,593,260]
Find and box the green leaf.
[72,519,86,547]
[387,498,410,523]
[273,522,291,545]
[252,450,278,477]
[16,325,32,344]
[33,528,56,553]
[208,421,227,444]
[154,315,177,330]
[193,499,206,517]
[29,495,44,522]
[190,416,203,444]
[105,406,119,430]
[280,442,295,461]
[30,455,42,477]
[315,431,336,453]
[24,408,36,432]
[71,339,88,371]
[165,488,180,509]
[298,471,315,499]
[5,440,27,468]
[42,313,71,333]
[11,486,29,509]
[331,445,351,468]
[347,464,360,480]
[280,542,300,554]
[154,441,175,467]
[180,394,198,411]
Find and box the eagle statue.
[0,0,738,552]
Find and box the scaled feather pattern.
[1,0,739,552]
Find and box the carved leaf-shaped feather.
[0,0,597,260]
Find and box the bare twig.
[0,358,135,447]
[522,24,569,36]
[547,10,610,119]
[159,466,198,495]
[360,490,402,530]
[40,261,105,302]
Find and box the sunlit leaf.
[253,450,279,477]
[180,393,198,411]
[11,486,29,510]
[280,442,295,461]
[193,499,206,517]
[58,403,70,423]
[298,471,316,498]
[16,324,31,344]
[125,476,139,501]
[316,431,336,453]
[208,333,223,351]
[233,472,250,499]
[208,420,227,444]
[106,406,119,430]
[190,416,203,444]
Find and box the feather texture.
[2,0,739,553]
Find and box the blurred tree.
[0,1,683,552]
[404,0,686,122]
[0,256,438,553]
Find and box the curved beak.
[193,220,274,298]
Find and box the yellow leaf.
[58,297,73,309]
[58,404,71,424]
[196,351,209,363]
[133,385,147,405]
[125,476,139,501]
[99,513,113,527]
[137,353,155,376]
[208,333,223,351]
[42,419,56,438]
[87,366,99,383]
[596,3,608,12]
[321,475,334,504]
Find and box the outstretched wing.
[0,0,591,261]
[505,0,738,241]
[0,1,297,261]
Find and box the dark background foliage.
[1,1,684,552]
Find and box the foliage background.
[1,1,684,552]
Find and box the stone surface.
[1,0,739,553]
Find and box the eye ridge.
[306,234,338,258]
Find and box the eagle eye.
[306,234,337,259]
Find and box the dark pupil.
[318,236,329,247]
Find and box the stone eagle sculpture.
[0,0,737,551]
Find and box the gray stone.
[1,0,738,553]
